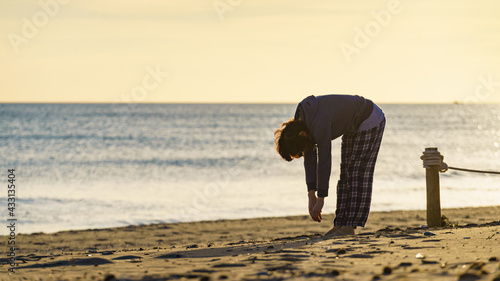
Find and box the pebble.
[415,253,425,259]
[103,274,116,281]
[382,266,392,275]
[331,269,340,276]
[424,231,436,236]
[463,237,471,239]
[458,272,482,281]
[398,262,412,267]
[489,256,498,262]
[337,249,347,254]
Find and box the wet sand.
[1,206,499,280]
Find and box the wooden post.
[420,147,443,228]
[425,159,441,227]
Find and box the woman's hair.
[274,119,313,161]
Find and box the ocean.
[1,103,500,234]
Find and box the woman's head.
[274,119,313,161]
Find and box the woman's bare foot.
[323,226,355,237]
[323,226,340,236]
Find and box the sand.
[1,206,500,281]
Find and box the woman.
[274,94,385,237]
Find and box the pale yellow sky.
[1,0,499,103]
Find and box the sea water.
[1,103,500,234]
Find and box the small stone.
[331,269,340,276]
[463,237,471,239]
[415,253,425,259]
[337,249,347,254]
[489,257,498,262]
[424,231,436,236]
[458,272,482,281]
[382,266,392,275]
[398,262,412,267]
[104,274,117,281]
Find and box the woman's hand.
[308,191,324,222]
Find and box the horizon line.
[1,101,499,105]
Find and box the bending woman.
[275,94,385,237]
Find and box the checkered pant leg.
[334,119,385,227]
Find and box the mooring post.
[420,147,447,227]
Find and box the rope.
[420,148,448,172]
[448,166,500,175]
[421,148,500,175]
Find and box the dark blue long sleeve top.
[294,95,373,197]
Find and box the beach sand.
[1,206,499,280]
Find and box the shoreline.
[2,206,499,280]
[13,203,500,236]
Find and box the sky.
[1,0,499,103]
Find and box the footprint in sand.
[16,257,113,268]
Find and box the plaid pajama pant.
[334,118,385,227]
